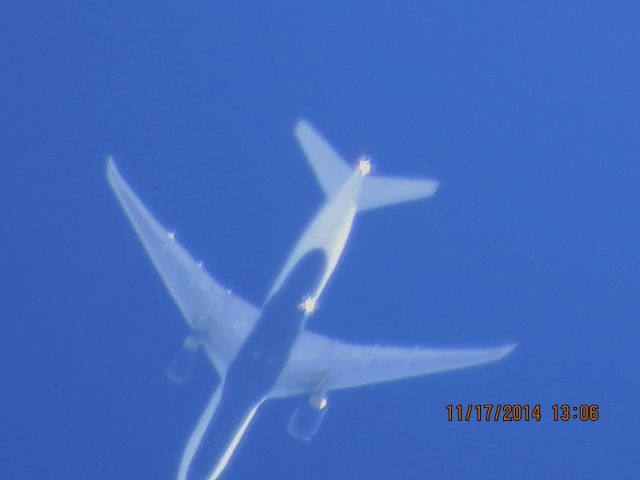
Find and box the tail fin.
[294,119,439,211]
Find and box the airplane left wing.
[106,158,259,375]
[271,331,515,397]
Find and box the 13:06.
[552,404,599,421]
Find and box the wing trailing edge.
[272,331,516,398]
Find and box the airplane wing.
[271,331,515,397]
[106,158,259,374]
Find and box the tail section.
[358,174,439,211]
[294,119,351,198]
[294,119,439,211]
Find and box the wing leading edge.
[106,158,259,374]
[272,331,516,398]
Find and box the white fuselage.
[179,165,366,480]
[268,166,365,303]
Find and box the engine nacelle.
[287,392,329,441]
[165,336,199,383]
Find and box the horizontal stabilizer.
[295,119,438,209]
[294,120,351,198]
[358,175,439,211]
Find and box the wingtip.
[294,118,311,135]
[501,343,518,357]
[428,179,440,196]
[105,155,117,175]
[105,155,124,190]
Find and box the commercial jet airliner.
[107,120,515,480]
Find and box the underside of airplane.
[107,119,515,479]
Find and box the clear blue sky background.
[2,1,639,479]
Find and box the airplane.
[106,119,515,480]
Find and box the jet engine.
[165,336,199,383]
[287,391,329,441]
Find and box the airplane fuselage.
[181,167,366,479]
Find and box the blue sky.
[2,1,639,478]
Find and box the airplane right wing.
[271,331,515,398]
[106,158,260,375]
